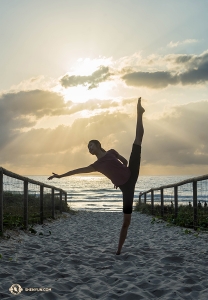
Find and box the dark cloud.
[122,71,178,88]
[180,61,208,85]
[122,51,208,88]
[174,51,208,68]
[122,63,208,88]
[60,66,111,89]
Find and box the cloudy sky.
[1,0,208,175]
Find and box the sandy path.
[0,211,208,299]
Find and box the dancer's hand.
[114,185,118,189]
[48,173,60,180]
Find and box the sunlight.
[73,57,112,76]
[57,80,116,103]
[54,56,114,103]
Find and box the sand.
[0,211,208,299]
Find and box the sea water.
[23,175,208,212]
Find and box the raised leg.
[134,97,145,146]
[116,213,131,255]
[116,98,145,255]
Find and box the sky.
[0,0,208,176]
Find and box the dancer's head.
[88,140,105,155]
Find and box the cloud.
[0,111,135,174]
[66,99,119,115]
[0,90,71,150]
[122,51,208,88]
[0,89,69,118]
[0,89,119,126]
[180,61,208,85]
[167,39,199,48]
[122,71,178,89]
[60,66,112,89]
[1,90,208,175]
[172,51,208,69]
[8,75,57,93]
[0,88,133,174]
[0,89,123,158]
[143,101,208,168]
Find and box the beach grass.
[1,191,71,231]
[134,202,208,231]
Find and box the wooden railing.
[138,174,208,230]
[0,167,68,232]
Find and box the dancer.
[48,97,145,255]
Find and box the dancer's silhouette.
[48,97,145,254]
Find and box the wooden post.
[0,169,3,233]
[193,180,198,230]
[174,186,178,219]
[23,180,28,229]
[144,192,146,204]
[60,190,62,214]
[52,188,55,219]
[65,192,67,209]
[161,188,164,217]
[40,185,44,224]
[151,190,154,215]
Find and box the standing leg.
[116,213,131,255]
[134,97,145,146]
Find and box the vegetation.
[134,202,208,231]
[1,191,71,230]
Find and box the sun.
[54,57,114,103]
[73,57,112,76]
[60,81,115,103]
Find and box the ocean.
[22,174,206,212]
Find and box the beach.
[1,211,208,299]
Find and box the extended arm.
[48,165,95,180]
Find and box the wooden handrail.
[139,173,208,196]
[138,173,208,231]
[0,167,68,232]
[0,167,65,193]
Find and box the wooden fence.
[138,174,208,230]
[0,167,67,232]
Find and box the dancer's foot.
[116,250,121,255]
[137,97,145,114]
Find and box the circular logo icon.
[9,284,23,295]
